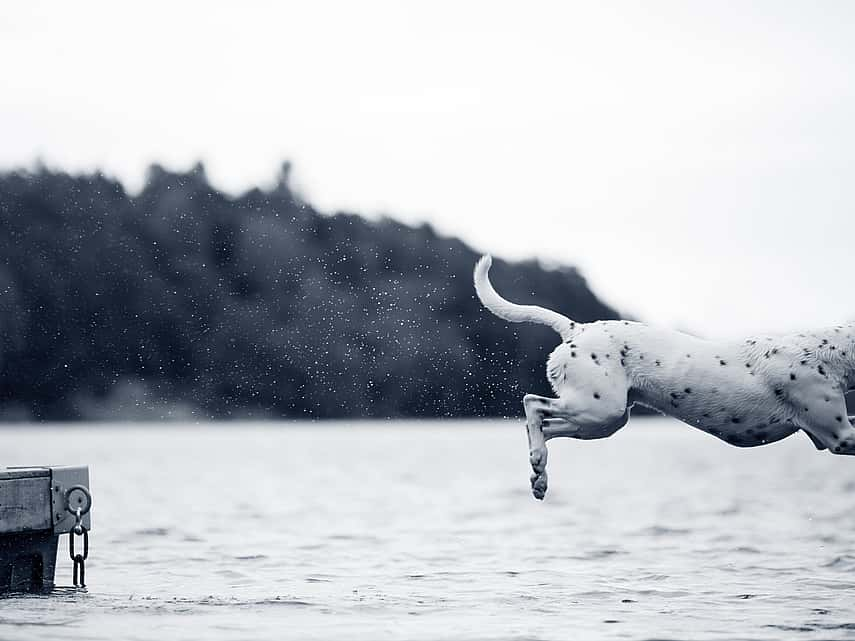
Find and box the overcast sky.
[2,1,854,338]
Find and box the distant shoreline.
[0,164,620,421]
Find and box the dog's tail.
[473,255,577,341]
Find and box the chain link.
[67,495,90,588]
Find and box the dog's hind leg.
[523,394,554,500]
[541,417,580,440]
[523,393,630,499]
[542,411,630,441]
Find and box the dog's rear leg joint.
[523,394,553,500]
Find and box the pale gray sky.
[2,1,854,337]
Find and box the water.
[3,418,855,640]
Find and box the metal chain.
[65,487,91,588]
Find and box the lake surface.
[3,418,855,640]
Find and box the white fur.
[474,254,855,500]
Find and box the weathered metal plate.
[50,466,92,534]
[0,476,52,534]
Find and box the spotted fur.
[474,254,855,500]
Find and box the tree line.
[0,163,620,421]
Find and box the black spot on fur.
[684,387,692,394]
[771,348,778,354]
[686,353,691,358]
[655,359,661,366]
[591,353,597,360]
[702,412,710,418]
[774,388,783,396]
[670,392,679,399]
[822,339,829,345]
[720,360,727,366]
[731,417,741,424]
[818,365,826,376]
[745,363,751,368]
[836,416,843,422]
[620,359,625,366]
[571,351,576,357]
[593,392,600,399]
[800,360,807,365]
[790,373,797,381]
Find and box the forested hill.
[0,164,621,421]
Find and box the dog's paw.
[529,446,548,473]
[530,471,548,500]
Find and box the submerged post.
[0,466,92,593]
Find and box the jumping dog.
[474,255,855,500]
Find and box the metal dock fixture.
[0,466,92,593]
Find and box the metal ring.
[64,485,92,515]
